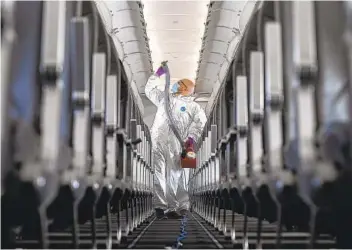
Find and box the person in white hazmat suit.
[145,61,207,218]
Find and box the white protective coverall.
[145,74,207,213]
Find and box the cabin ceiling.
[141,0,209,87]
[95,0,258,126]
[141,1,257,105]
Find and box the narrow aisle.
[131,212,221,249]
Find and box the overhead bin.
[95,0,152,96]
[201,40,229,55]
[204,1,261,114]
[196,1,257,98]
[204,26,239,42]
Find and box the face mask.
[171,82,179,94]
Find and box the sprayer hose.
[162,65,185,149]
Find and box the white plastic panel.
[124,57,149,71]
[123,41,147,55]
[204,27,239,42]
[198,63,219,79]
[115,28,147,43]
[111,11,142,28]
[202,40,228,55]
[214,1,247,11]
[204,53,225,64]
[208,10,240,29]
[124,53,149,63]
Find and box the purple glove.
[155,66,166,77]
[185,137,195,149]
[155,61,168,77]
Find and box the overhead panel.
[116,28,148,43]
[206,53,226,64]
[202,40,228,54]
[204,2,260,117]
[196,1,257,99]
[204,26,238,42]
[95,1,153,98]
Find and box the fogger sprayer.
[161,62,197,169]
